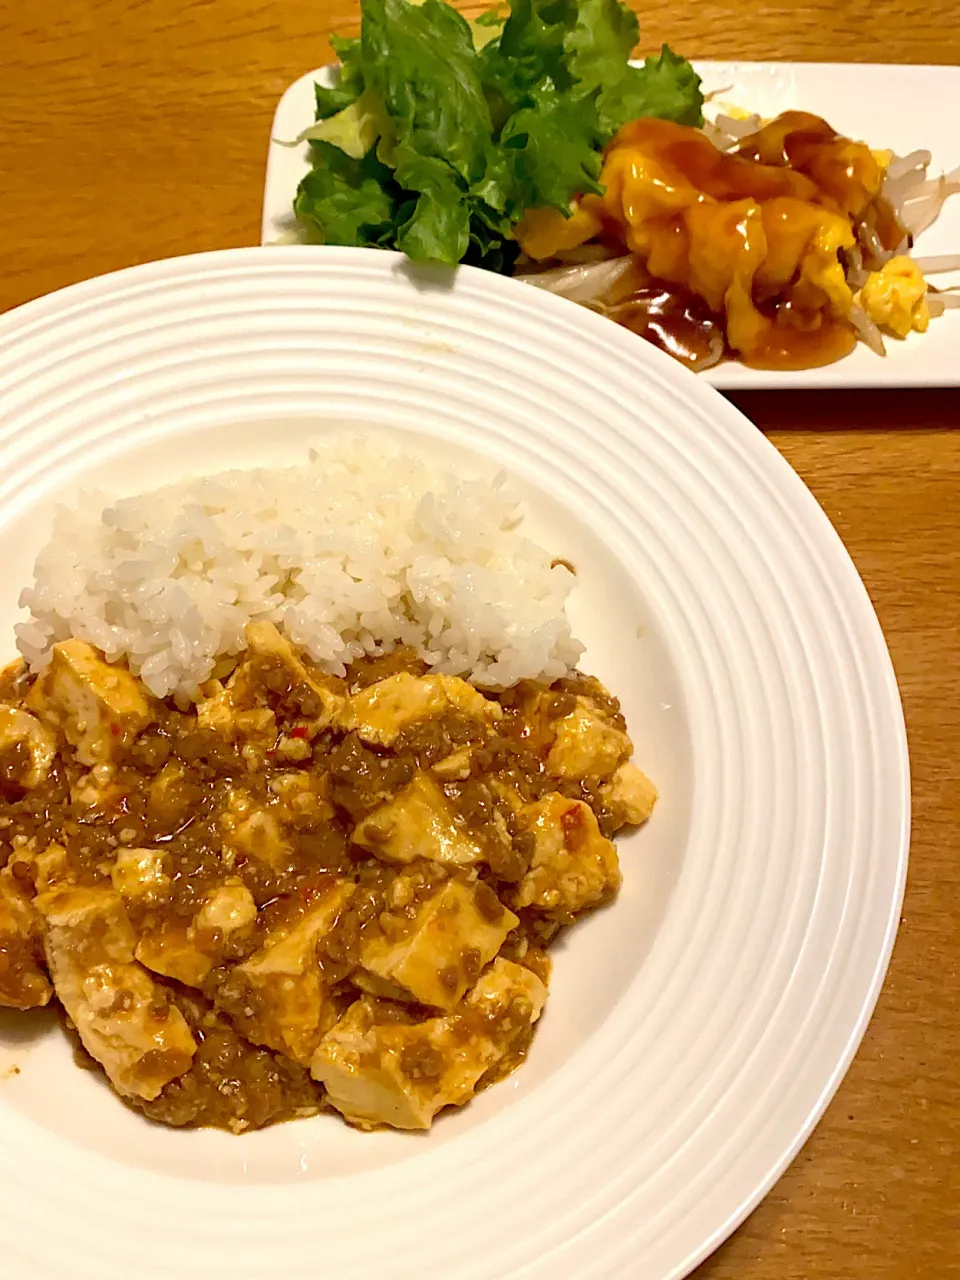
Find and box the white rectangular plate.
[262,61,960,390]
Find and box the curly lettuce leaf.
[314,82,360,121]
[343,0,513,265]
[598,44,705,136]
[294,142,399,245]
[314,36,366,119]
[562,0,639,90]
[478,0,579,123]
[466,200,520,272]
[499,82,603,213]
[483,0,701,132]
[392,148,472,263]
[295,0,703,269]
[304,91,385,161]
[361,0,493,186]
[396,189,471,262]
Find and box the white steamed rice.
[16,434,583,702]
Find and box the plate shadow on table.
[727,388,960,431]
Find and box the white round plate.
[0,246,908,1280]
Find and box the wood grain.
[1,1,958,1275]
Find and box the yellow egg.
[714,102,753,121]
[712,101,769,127]
[855,256,930,338]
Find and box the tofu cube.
[337,673,501,747]
[129,876,256,990]
[267,771,334,825]
[197,682,277,763]
[352,770,484,867]
[111,847,170,903]
[27,640,153,766]
[0,867,52,1009]
[599,762,658,827]
[512,794,621,917]
[197,622,343,755]
[312,959,545,1130]
[351,970,413,1002]
[194,879,257,935]
[220,775,333,869]
[33,884,196,1100]
[26,841,71,894]
[361,878,518,1010]
[0,705,57,790]
[214,879,353,1064]
[311,998,451,1130]
[546,696,632,780]
[431,747,473,780]
[242,621,345,725]
[134,930,214,989]
[220,789,291,868]
[460,956,548,1040]
[70,764,126,814]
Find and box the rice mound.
[16,435,583,702]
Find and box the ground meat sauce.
[0,634,654,1132]
[66,987,325,1131]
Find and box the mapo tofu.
[0,625,656,1133]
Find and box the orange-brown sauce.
[731,111,883,216]
[518,112,909,371]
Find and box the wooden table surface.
[2,1,958,1275]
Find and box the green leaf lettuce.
[294,0,703,269]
